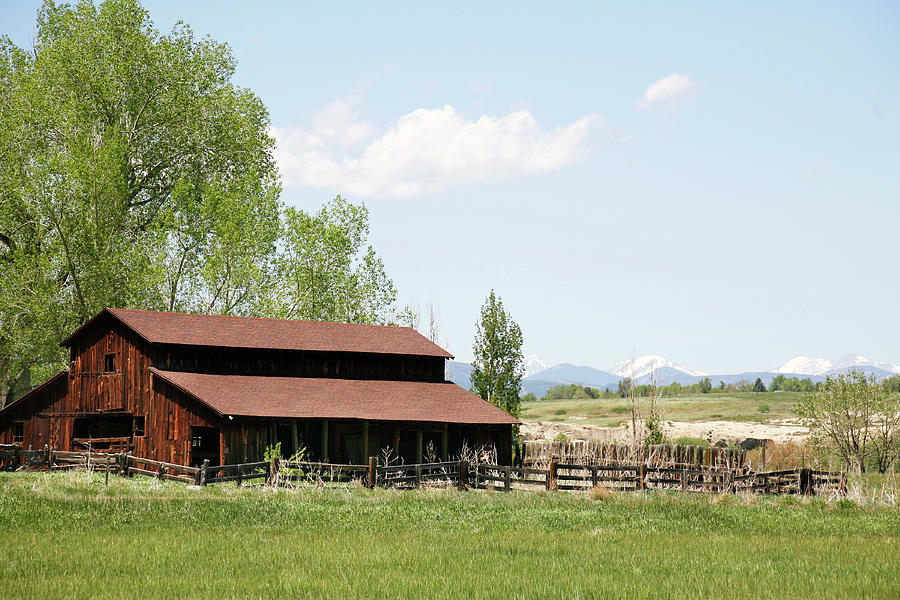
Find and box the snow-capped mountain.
[607,355,707,380]
[774,355,900,376]
[523,354,551,378]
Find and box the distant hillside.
[449,361,619,397]
[448,356,899,399]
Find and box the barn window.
[133,416,145,437]
[13,421,24,443]
[104,353,116,373]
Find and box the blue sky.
[4,1,899,373]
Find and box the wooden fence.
[0,445,845,496]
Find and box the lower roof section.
[149,368,520,425]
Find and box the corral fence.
[0,444,845,496]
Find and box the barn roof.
[149,368,519,425]
[62,308,453,358]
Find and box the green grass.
[521,392,803,426]
[0,471,897,599]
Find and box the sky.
[3,1,899,373]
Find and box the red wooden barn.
[0,308,517,465]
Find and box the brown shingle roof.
[150,368,519,425]
[63,308,452,358]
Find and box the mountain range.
[448,354,900,396]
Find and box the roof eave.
[148,367,225,418]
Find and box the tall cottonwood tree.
[470,291,524,417]
[0,1,399,403]
[0,0,281,390]
[271,196,398,325]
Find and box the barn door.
[98,372,125,411]
[190,426,220,467]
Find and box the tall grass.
[0,471,897,599]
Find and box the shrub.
[554,409,567,415]
[674,437,710,447]
[758,403,770,413]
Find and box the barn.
[0,308,518,466]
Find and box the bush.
[673,437,710,447]
[554,409,567,415]
[758,403,770,413]
[799,370,900,473]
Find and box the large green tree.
[271,196,398,325]
[0,1,399,404]
[470,291,524,417]
[0,0,280,391]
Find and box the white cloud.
[636,73,696,110]
[273,93,604,199]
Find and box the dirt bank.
[521,418,808,445]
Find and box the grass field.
[1,471,897,599]
[521,391,803,427]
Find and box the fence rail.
[0,445,846,496]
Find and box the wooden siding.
[147,377,221,465]
[153,344,445,382]
[0,372,67,448]
[68,312,152,414]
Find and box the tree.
[617,377,633,398]
[0,0,279,391]
[698,377,712,394]
[470,291,524,417]
[770,375,786,392]
[798,370,900,473]
[752,378,767,393]
[0,1,406,408]
[271,197,398,325]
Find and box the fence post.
[799,468,812,495]
[200,459,208,487]
[457,459,468,490]
[591,465,598,488]
[638,464,646,491]
[839,471,846,496]
[504,465,511,492]
[681,469,687,492]
[105,456,111,487]
[368,456,376,488]
[415,464,422,487]
[267,455,278,486]
[548,460,557,491]
[473,463,480,489]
